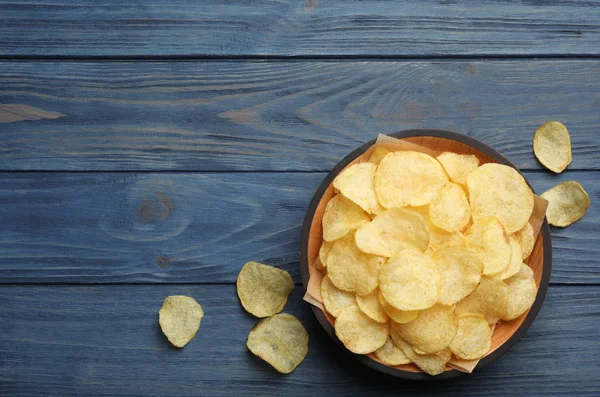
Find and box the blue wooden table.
[1,2,599,396]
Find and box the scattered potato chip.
[429,182,471,232]
[501,264,537,321]
[355,208,430,257]
[319,240,333,268]
[515,222,535,260]
[356,289,389,324]
[379,249,441,311]
[334,305,389,354]
[247,313,309,374]
[314,257,327,273]
[455,277,509,324]
[412,205,465,253]
[322,194,370,242]
[159,296,204,348]
[392,337,451,376]
[533,121,572,173]
[327,232,382,296]
[467,163,534,234]
[541,181,590,227]
[434,246,483,305]
[375,151,448,208]
[391,304,457,354]
[368,147,391,165]
[494,234,523,280]
[449,314,492,360]
[321,275,356,317]
[334,162,384,214]
[378,292,419,324]
[375,338,411,366]
[465,216,512,276]
[237,261,294,318]
[437,152,480,186]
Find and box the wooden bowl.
[299,129,552,380]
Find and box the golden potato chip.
[314,257,326,273]
[375,338,411,366]
[412,205,465,253]
[237,261,294,318]
[379,249,441,311]
[436,152,480,186]
[375,150,448,208]
[356,289,389,324]
[159,296,204,348]
[247,313,309,374]
[321,275,356,317]
[333,162,384,214]
[392,337,451,376]
[467,163,534,234]
[434,246,483,305]
[541,181,590,227]
[334,305,389,354]
[514,222,535,260]
[465,216,511,276]
[322,194,370,242]
[501,264,537,321]
[533,121,572,173]
[319,240,333,268]
[494,234,523,280]
[449,314,492,360]
[390,304,457,354]
[355,208,430,257]
[368,147,391,165]
[455,277,509,324]
[327,232,382,296]
[429,182,471,232]
[378,292,419,324]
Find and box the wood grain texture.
[1,60,599,171]
[0,285,598,396]
[1,0,600,56]
[0,171,596,284]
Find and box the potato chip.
[467,163,534,234]
[501,264,537,321]
[374,338,411,366]
[314,257,327,274]
[465,216,511,276]
[533,121,572,173]
[327,232,382,296]
[378,292,419,324]
[393,337,451,376]
[321,275,356,318]
[355,208,430,257]
[379,249,441,311]
[434,246,483,305]
[514,222,535,260]
[390,304,457,354]
[412,205,465,253]
[247,313,309,374]
[455,277,509,324]
[356,289,389,324]
[159,296,204,348]
[333,162,384,214]
[494,234,523,280]
[449,314,492,360]
[237,261,294,318]
[368,147,391,165]
[375,151,448,208]
[437,152,480,186]
[334,305,389,354]
[541,181,590,227]
[322,194,370,242]
[429,182,471,232]
[319,240,333,268]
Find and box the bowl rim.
[299,129,552,380]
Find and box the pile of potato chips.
[318,148,539,375]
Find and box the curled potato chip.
[378,292,419,324]
[436,152,480,186]
[322,194,370,242]
[334,305,389,354]
[465,216,511,276]
[434,246,483,305]
[379,249,441,311]
[237,261,294,318]
[356,289,389,324]
[429,182,471,232]
[533,121,572,173]
[501,264,537,321]
[391,304,457,354]
[375,338,411,366]
[412,205,465,253]
[541,181,590,227]
[314,257,326,273]
[355,208,430,257]
[321,275,356,317]
[515,222,535,260]
[392,337,451,376]
[327,232,382,296]
[449,314,492,360]
[494,234,523,280]
[333,163,384,214]
[455,277,509,324]
[159,296,204,348]
[375,151,448,208]
[467,163,534,234]
[368,147,391,165]
[247,313,309,374]
[319,240,333,268]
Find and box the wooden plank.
[1,0,600,56]
[1,60,599,171]
[0,171,596,285]
[0,285,598,396]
